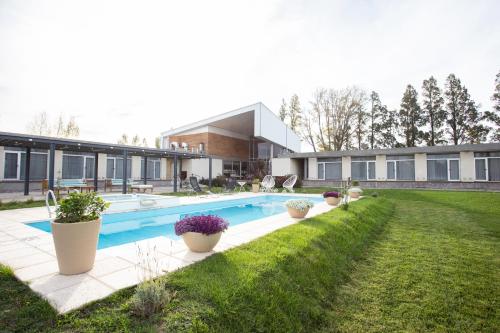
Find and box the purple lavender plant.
[323,191,340,198]
[175,215,229,236]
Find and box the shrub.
[175,215,229,236]
[323,191,340,198]
[199,175,227,187]
[252,178,260,185]
[54,192,109,223]
[351,180,360,186]
[130,279,175,318]
[285,199,314,212]
[371,192,379,197]
[340,202,349,211]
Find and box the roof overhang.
[0,132,208,159]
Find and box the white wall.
[376,155,386,181]
[415,153,427,181]
[160,158,167,180]
[54,150,63,179]
[131,156,142,180]
[182,158,223,179]
[307,158,318,179]
[460,152,475,182]
[342,156,351,180]
[97,153,107,179]
[254,103,301,152]
[271,158,291,176]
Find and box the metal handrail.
[45,190,58,218]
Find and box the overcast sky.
[0,0,499,147]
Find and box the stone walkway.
[0,193,346,313]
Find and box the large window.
[140,158,161,180]
[62,152,95,179]
[351,156,376,181]
[386,155,415,181]
[106,156,132,179]
[317,158,342,180]
[3,148,48,180]
[474,152,500,181]
[427,154,460,181]
[223,160,246,178]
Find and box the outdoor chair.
[260,175,276,192]
[282,175,298,193]
[224,177,237,192]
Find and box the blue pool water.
[28,195,322,249]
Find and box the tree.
[485,70,500,141]
[421,76,446,146]
[155,137,161,149]
[444,74,467,145]
[299,108,317,152]
[118,134,129,145]
[278,99,287,122]
[367,91,382,149]
[288,94,301,131]
[461,88,490,144]
[27,112,79,138]
[379,106,399,148]
[399,84,422,147]
[118,134,149,147]
[352,100,368,149]
[131,135,141,146]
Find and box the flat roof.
[287,143,500,158]
[0,132,208,159]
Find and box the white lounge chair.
[282,175,298,193]
[260,175,275,192]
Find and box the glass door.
[448,159,460,181]
[475,158,488,181]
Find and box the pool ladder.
[45,190,58,218]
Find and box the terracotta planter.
[252,184,260,193]
[51,218,101,275]
[182,231,222,252]
[325,196,340,206]
[287,207,310,218]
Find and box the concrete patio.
[0,192,348,313]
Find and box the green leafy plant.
[54,192,109,223]
[352,180,360,186]
[371,192,379,197]
[252,178,260,185]
[340,201,349,211]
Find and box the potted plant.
[251,178,260,193]
[285,199,314,218]
[348,180,363,198]
[175,215,229,252]
[323,191,341,205]
[51,192,108,275]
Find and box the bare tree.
[27,112,51,136]
[27,112,79,138]
[155,137,161,148]
[299,108,317,152]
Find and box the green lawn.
[0,199,46,211]
[0,189,499,332]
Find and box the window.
[106,156,132,179]
[62,153,95,179]
[3,149,48,180]
[317,158,342,180]
[475,152,500,181]
[386,155,415,181]
[351,156,376,181]
[223,160,243,177]
[427,154,460,181]
[140,158,161,180]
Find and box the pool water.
[28,195,322,249]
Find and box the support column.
[122,150,128,194]
[48,144,55,191]
[209,157,212,189]
[179,158,183,188]
[24,147,31,195]
[94,152,99,191]
[173,155,178,192]
[143,156,148,184]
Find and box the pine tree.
[485,70,500,141]
[367,91,381,149]
[421,76,446,145]
[461,88,490,144]
[444,74,467,145]
[288,94,301,131]
[399,84,422,147]
[278,98,287,122]
[379,105,399,148]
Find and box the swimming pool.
[28,195,322,249]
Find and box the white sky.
[0,0,499,147]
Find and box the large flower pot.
[182,231,222,252]
[287,207,310,218]
[51,218,101,275]
[325,196,340,206]
[252,184,260,193]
